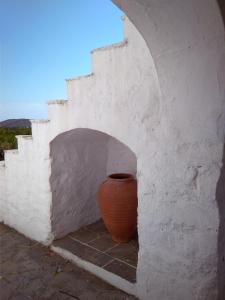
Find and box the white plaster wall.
[0,162,5,222]
[64,17,160,173]
[46,16,157,241]
[0,126,52,244]
[48,100,69,135]
[112,1,225,300]
[106,138,137,176]
[60,18,161,299]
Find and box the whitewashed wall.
[106,138,137,176]
[0,161,5,222]
[112,1,225,300]
[48,16,155,238]
[0,129,53,244]
[0,4,224,299]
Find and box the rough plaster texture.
[0,4,224,300]
[0,124,53,245]
[0,162,5,222]
[50,128,136,239]
[112,1,225,300]
[106,137,137,176]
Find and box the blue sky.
[0,0,123,121]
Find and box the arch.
[50,128,137,239]
[110,1,225,300]
[1,3,224,298]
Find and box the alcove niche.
[50,128,137,238]
[50,128,138,282]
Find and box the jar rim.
[108,173,135,181]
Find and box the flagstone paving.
[0,224,137,300]
[53,220,138,283]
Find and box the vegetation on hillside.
[0,119,31,128]
[0,127,31,160]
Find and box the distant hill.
[0,119,31,128]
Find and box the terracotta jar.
[98,173,137,243]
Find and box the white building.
[0,1,224,299]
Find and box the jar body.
[98,173,137,243]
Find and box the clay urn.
[98,173,137,243]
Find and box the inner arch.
[50,128,137,239]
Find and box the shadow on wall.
[216,144,225,300]
[50,128,137,239]
[216,2,225,298]
[217,0,225,27]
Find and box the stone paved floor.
[53,220,138,283]
[0,224,137,300]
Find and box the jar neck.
[107,173,135,182]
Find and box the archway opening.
[50,128,138,283]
